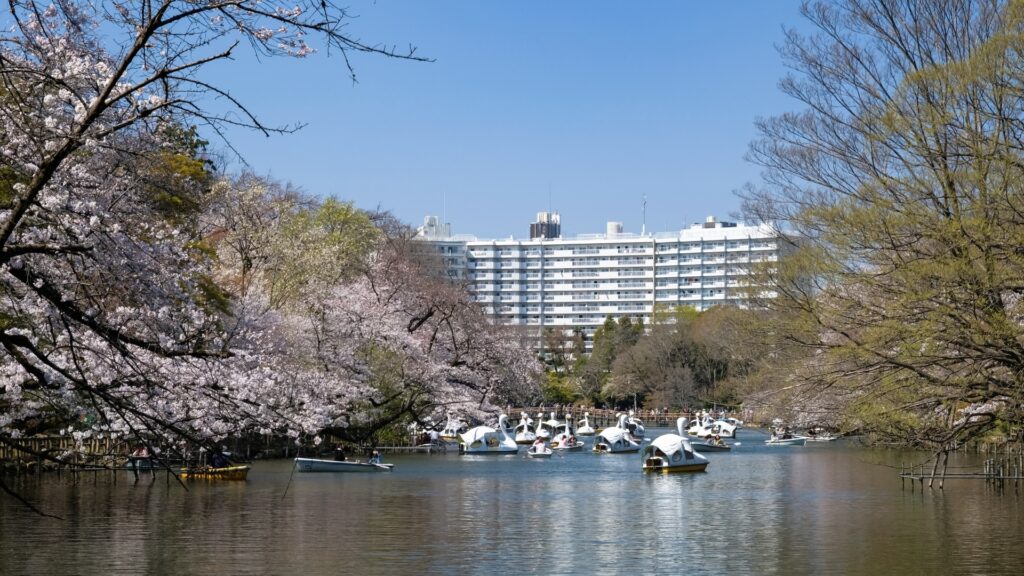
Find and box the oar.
[282,459,298,499]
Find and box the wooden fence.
[506,407,738,429]
[0,436,125,461]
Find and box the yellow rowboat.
[179,465,250,480]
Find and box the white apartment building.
[416,213,784,350]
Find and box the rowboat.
[765,436,806,446]
[179,465,251,480]
[804,427,839,442]
[766,420,807,446]
[294,457,394,472]
[526,444,552,458]
[691,440,731,452]
[551,439,585,451]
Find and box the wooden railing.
[506,407,712,428]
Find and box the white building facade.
[416,214,784,350]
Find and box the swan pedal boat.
[642,418,709,473]
[593,414,643,453]
[294,457,394,472]
[179,465,250,480]
[459,414,519,454]
[576,412,596,436]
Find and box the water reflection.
[2,432,1022,575]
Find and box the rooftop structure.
[529,211,561,240]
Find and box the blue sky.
[210,1,806,238]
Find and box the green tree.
[578,316,642,405]
[742,0,1024,450]
[266,198,380,309]
[541,371,578,405]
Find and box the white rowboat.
[294,457,394,472]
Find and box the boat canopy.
[459,426,497,445]
[643,434,697,460]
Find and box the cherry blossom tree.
[205,179,542,443]
[0,0,428,498]
[0,4,538,515]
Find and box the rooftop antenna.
[642,194,647,236]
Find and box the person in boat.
[334,445,347,461]
[368,450,381,465]
[710,433,722,446]
[532,438,546,452]
[128,443,150,472]
[211,450,229,468]
[568,434,577,447]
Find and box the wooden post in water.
[939,450,948,490]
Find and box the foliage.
[605,306,753,409]
[538,308,760,410]
[740,0,1024,448]
[0,0,536,507]
[203,175,545,441]
[541,371,578,405]
[575,316,643,404]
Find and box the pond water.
[2,429,1022,575]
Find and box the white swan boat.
[626,410,646,440]
[459,414,520,454]
[593,413,642,453]
[551,415,584,450]
[513,412,536,445]
[294,457,394,472]
[576,412,596,436]
[642,418,709,473]
[537,412,561,440]
[710,419,737,439]
[535,412,552,440]
[687,414,715,438]
[687,412,737,439]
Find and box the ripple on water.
[2,433,1023,575]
